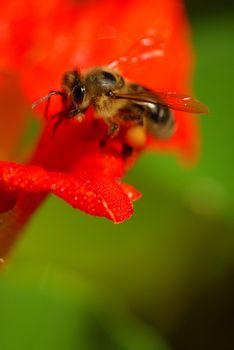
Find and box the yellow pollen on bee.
[125,125,146,149]
[76,115,84,123]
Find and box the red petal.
[1,0,197,161]
[119,183,142,202]
[0,162,133,223]
[52,171,133,223]
[0,74,28,159]
[0,180,17,213]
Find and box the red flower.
[0,0,197,257]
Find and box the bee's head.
[62,71,86,106]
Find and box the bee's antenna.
[32,90,65,109]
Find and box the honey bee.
[32,36,208,150]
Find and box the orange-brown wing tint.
[113,91,209,114]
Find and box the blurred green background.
[1,1,234,349]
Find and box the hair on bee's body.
[32,65,208,148]
[59,67,177,142]
[62,68,126,118]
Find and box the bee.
[32,36,208,150]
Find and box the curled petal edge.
[0,162,136,223]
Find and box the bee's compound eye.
[102,71,116,84]
[99,71,119,90]
[72,84,85,104]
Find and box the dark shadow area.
[185,0,234,19]
[170,265,234,350]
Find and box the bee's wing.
[113,91,209,114]
[108,32,166,70]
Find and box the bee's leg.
[100,120,120,148]
[51,108,79,120]
[67,108,81,119]
[51,109,83,135]
[44,90,66,120]
[52,115,66,135]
